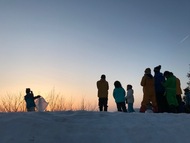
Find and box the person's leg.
[151,94,158,113]
[176,95,182,113]
[27,107,35,112]
[128,103,134,112]
[116,103,122,112]
[121,102,127,112]
[98,98,103,111]
[140,95,149,112]
[103,98,108,111]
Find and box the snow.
[1,111,190,143]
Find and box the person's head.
[184,88,190,93]
[144,68,151,74]
[26,88,31,94]
[154,65,161,72]
[114,81,122,88]
[163,71,171,78]
[101,74,106,80]
[127,84,132,90]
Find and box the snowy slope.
[1,111,190,143]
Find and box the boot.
[152,106,158,113]
[140,105,146,113]
[99,106,103,111]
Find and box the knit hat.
[154,65,161,72]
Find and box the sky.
[0,0,190,110]
[1,111,190,143]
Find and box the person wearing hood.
[113,81,127,112]
[154,65,168,112]
[140,68,158,113]
[163,71,178,113]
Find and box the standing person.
[154,65,168,112]
[140,68,158,113]
[163,71,178,113]
[24,88,41,112]
[126,84,135,112]
[174,74,183,113]
[97,74,109,111]
[113,81,127,112]
[183,88,190,113]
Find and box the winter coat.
[126,89,134,103]
[141,74,156,96]
[176,77,182,95]
[184,92,190,106]
[154,72,165,94]
[113,87,126,103]
[97,79,109,98]
[163,75,178,106]
[140,74,157,107]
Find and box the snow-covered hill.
[1,111,190,143]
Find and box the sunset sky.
[0,0,190,110]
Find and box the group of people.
[96,65,190,113]
[96,74,135,112]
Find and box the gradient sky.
[0,0,190,110]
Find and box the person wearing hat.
[154,65,168,112]
[140,68,158,113]
[97,74,109,111]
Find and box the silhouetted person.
[24,88,41,112]
[140,68,158,113]
[113,81,127,112]
[183,88,190,113]
[97,75,109,111]
[163,71,178,113]
[172,73,183,113]
[126,84,135,112]
[154,65,168,112]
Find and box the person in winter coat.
[113,81,127,112]
[154,65,168,112]
[126,84,135,112]
[97,74,109,111]
[24,88,41,112]
[166,72,183,112]
[163,71,178,113]
[140,68,158,113]
[183,88,190,113]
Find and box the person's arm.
[34,95,41,99]
[141,76,146,86]
[107,81,109,90]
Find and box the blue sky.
[0,0,190,110]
